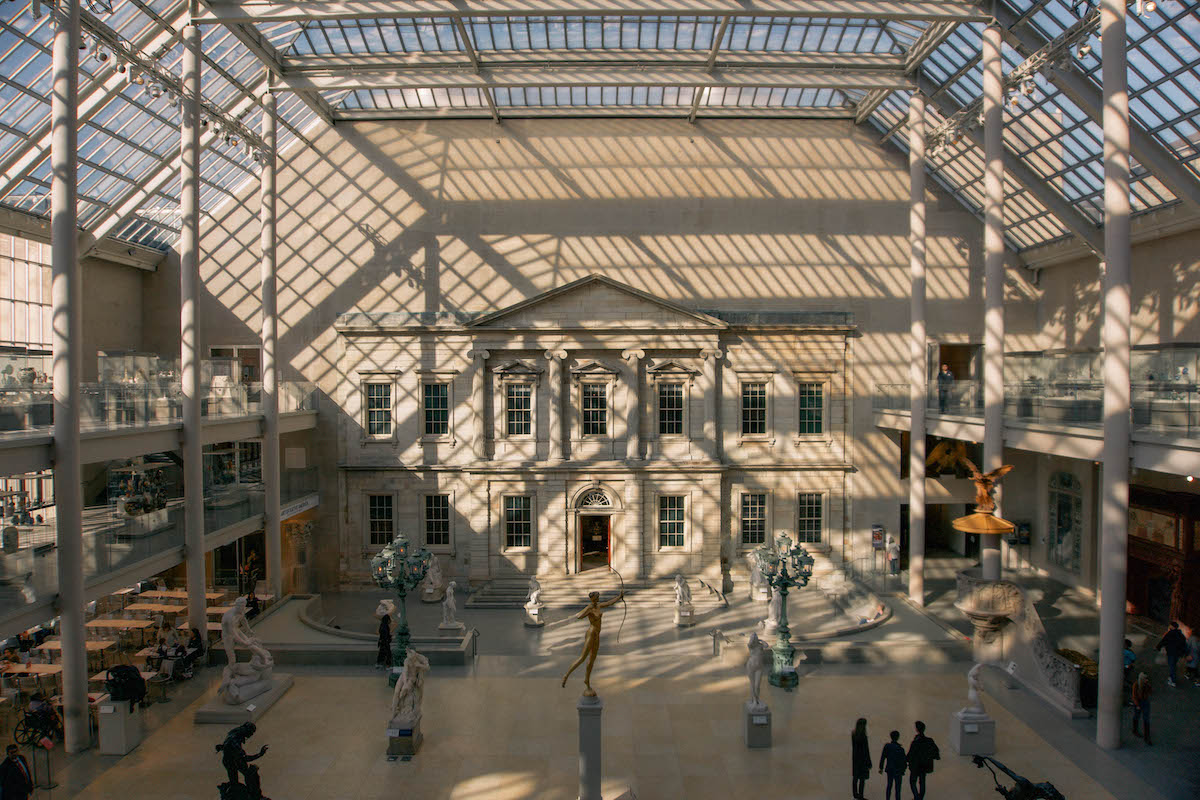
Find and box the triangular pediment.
[647,360,699,376]
[492,359,544,376]
[570,360,620,377]
[468,275,726,330]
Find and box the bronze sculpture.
[926,440,1013,512]
[972,755,1064,800]
[561,590,624,697]
[216,722,270,800]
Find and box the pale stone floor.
[50,655,1161,800]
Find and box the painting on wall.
[1129,507,1179,550]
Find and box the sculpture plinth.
[952,507,1016,663]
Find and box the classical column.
[50,0,86,754]
[908,91,928,607]
[981,22,1005,581]
[622,348,645,461]
[700,348,723,461]
[260,91,282,600]
[469,349,490,460]
[180,24,207,636]
[1097,0,1131,751]
[545,349,567,461]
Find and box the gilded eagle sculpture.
[925,440,1012,513]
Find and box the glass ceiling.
[0,0,1197,255]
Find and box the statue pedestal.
[438,620,465,633]
[949,709,995,756]
[578,695,604,800]
[751,585,770,603]
[97,699,144,755]
[744,701,771,748]
[674,602,695,627]
[524,603,546,628]
[421,584,446,603]
[194,673,295,725]
[387,714,423,756]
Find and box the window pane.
[583,383,607,435]
[425,494,450,545]
[797,492,822,544]
[741,493,766,544]
[423,383,449,435]
[658,382,683,435]
[368,494,393,545]
[506,383,532,435]
[505,495,532,548]
[798,382,823,435]
[741,383,766,435]
[366,383,392,436]
[659,495,686,547]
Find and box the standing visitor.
[376,613,392,670]
[0,743,32,800]
[1184,624,1200,687]
[886,534,901,576]
[1132,672,1152,745]
[878,729,906,800]
[851,717,871,800]
[1156,621,1187,688]
[936,363,954,413]
[906,720,939,800]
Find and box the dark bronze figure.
[216,722,270,800]
[972,755,1065,800]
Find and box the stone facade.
[336,275,853,583]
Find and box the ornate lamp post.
[761,534,815,690]
[371,533,432,686]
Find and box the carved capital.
[468,349,490,361]
[621,348,646,362]
[544,348,568,361]
[700,347,724,361]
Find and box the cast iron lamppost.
[761,533,814,690]
[371,532,432,686]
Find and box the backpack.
[923,738,941,773]
[105,664,147,710]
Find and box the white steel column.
[181,25,207,634]
[470,349,490,460]
[622,349,645,461]
[908,92,927,607]
[51,0,87,754]
[1097,0,1131,751]
[545,349,566,461]
[260,92,282,600]
[981,23,1005,581]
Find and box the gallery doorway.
[580,515,610,571]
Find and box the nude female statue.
[746,632,770,710]
[560,590,624,697]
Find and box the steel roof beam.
[333,106,857,121]
[854,21,956,124]
[992,0,1200,208]
[280,50,909,72]
[195,1,992,24]
[275,66,915,93]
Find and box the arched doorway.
[577,489,613,571]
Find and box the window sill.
[793,435,831,445]
[420,435,456,445]
[738,436,775,446]
[502,547,535,554]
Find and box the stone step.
[466,575,726,609]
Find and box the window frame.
[359,372,399,443]
[502,494,535,551]
[796,491,825,545]
[365,492,395,548]
[657,494,688,550]
[646,361,697,441]
[581,381,609,437]
[739,491,770,548]
[570,362,619,442]
[793,370,833,442]
[736,370,775,443]
[492,360,543,442]
[422,492,452,551]
[418,371,457,442]
[503,380,536,438]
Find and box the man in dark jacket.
[878,729,907,800]
[1157,621,1188,688]
[0,743,33,800]
[907,720,940,800]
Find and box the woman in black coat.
[852,717,872,799]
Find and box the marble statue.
[561,589,625,697]
[746,633,770,711]
[525,576,543,608]
[420,555,446,601]
[375,599,397,621]
[216,722,269,800]
[389,647,431,725]
[762,585,781,633]
[965,662,987,715]
[747,552,765,600]
[438,580,464,632]
[218,596,275,705]
[673,574,692,605]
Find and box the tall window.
[504,496,532,548]
[741,493,767,545]
[425,494,450,546]
[505,383,532,436]
[659,496,686,548]
[658,383,684,435]
[423,383,449,435]
[365,383,392,436]
[798,382,824,435]
[741,383,767,435]
[368,495,393,545]
[1049,473,1082,572]
[582,383,607,435]
[797,493,823,544]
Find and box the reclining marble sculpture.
[218,596,275,705]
